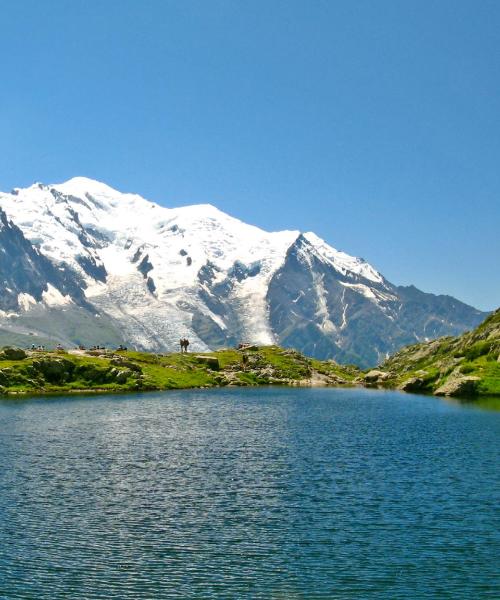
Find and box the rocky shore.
[367,308,500,398]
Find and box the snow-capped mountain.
[0,177,487,366]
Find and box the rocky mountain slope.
[0,177,488,367]
[375,308,500,396]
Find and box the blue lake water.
[0,387,498,599]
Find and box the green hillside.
[378,308,500,397]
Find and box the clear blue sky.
[1,0,498,310]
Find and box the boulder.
[244,353,264,367]
[398,377,425,392]
[434,376,480,397]
[213,374,229,386]
[0,347,27,360]
[194,355,220,370]
[329,376,348,385]
[363,370,390,384]
[108,368,132,384]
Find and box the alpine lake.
[0,387,498,599]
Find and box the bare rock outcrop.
[434,376,480,397]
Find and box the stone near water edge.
[363,369,390,384]
[398,377,425,392]
[434,376,481,397]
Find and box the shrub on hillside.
[464,341,492,361]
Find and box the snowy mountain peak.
[303,232,384,284]
[0,176,391,325]
[0,177,486,365]
[52,176,129,200]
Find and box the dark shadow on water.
[452,394,500,411]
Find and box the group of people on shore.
[74,345,107,351]
[28,340,192,353]
[30,344,46,351]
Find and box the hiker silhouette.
[180,338,190,353]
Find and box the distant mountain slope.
[0,207,87,312]
[267,233,486,366]
[379,309,500,396]
[0,177,489,366]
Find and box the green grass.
[310,358,358,382]
[209,349,241,369]
[235,372,260,385]
[383,313,500,398]
[257,346,311,380]
[471,357,500,395]
[0,345,354,397]
[462,341,493,361]
[140,362,215,389]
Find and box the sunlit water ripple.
[0,387,498,598]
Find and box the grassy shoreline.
[0,345,360,399]
[1,307,499,402]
